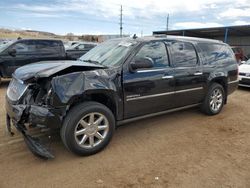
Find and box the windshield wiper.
[79,59,108,68]
[81,59,101,65]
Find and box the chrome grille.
[7,78,28,101]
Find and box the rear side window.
[133,41,169,68]
[198,43,234,65]
[35,40,62,54]
[169,41,198,67]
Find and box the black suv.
[5,36,238,159]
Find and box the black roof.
[153,25,250,38]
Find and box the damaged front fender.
[51,69,119,105]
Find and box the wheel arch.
[69,91,119,120]
[209,77,228,103]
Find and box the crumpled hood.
[13,60,105,81]
[239,64,250,73]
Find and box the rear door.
[168,41,206,107]
[123,41,175,119]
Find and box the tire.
[201,83,225,115]
[61,101,115,156]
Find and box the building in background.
[153,25,250,59]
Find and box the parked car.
[0,39,93,84]
[239,59,250,87]
[66,42,97,60]
[5,36,238,159]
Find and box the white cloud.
[12,0,237,19]
[219,8,250,18]
[233,20,250,25]
[173,22,223,29]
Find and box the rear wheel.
[61,101,115,156]
[201,83,225,115]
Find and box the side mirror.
[75,46,79,50]
[130,57,154,71]
[8,49,16,56]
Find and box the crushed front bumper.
[5,98,66,159]
[6,114,54,159]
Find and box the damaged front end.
[5,76,67,159]
[5,61,111,159]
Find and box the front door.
[123,41,175,119]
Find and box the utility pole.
[166,13,169,31]
[141,30,143,37]
[120,5,123,37]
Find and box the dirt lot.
[0,79,250,188]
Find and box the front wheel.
[61,102,115,156]
[201,83,225,115]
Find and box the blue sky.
[0,0,250,36]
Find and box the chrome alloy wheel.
[209,88,223,112]
[74,112,109,149]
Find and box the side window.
[198,43,234,65]
[12,41,36,53]
[133,41,169,68]
[77,44,85,50]
[170,42,198,67]
[36,41,61,54]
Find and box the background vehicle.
[66,42,97,60]
[231,46,248,63]
[239,59,250,87]
[5,36,238,159]
[63,41,82,49]
[0,39,94,83]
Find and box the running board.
[117,103,201,126]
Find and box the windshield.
[0,41,13,52]
[79,39,137,67]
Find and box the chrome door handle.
[193,72,203,76]
[162,75,174,79]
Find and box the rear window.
[198,43,234,65]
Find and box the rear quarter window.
[198,43,235,65]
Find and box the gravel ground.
[0,79,250,188]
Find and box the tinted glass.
[134,42,169,68]
[36,40,61,54]
[12,41,36,53]
[170,42,197,67]
[80,39,137,66]
[199,43,234,65]
[85,44,96,49]
[77,44,85,50]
